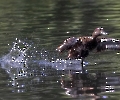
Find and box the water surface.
[0,0,120,100]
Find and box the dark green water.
[0,0,120,100]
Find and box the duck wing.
[56,37,82,52]
[97,38,120,51]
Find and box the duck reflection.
[61,69,106,98]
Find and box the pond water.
[0,0,120,100]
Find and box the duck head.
[92,27,108,37]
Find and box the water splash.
[50,59,83,70]
[0,38,85,87]
[29,48,84,71]
[1,38,30,82]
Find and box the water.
[0,39,85,97]
[0,0,120,100]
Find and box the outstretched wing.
[97,38,120,51]
[56,37,82,52]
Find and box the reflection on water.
[61,71,102,98]
[61,70,120,99]
[0,0,120,100]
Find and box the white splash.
[1,38,30,81]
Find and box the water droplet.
[66,31,69,33]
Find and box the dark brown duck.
[56,27,108,67]
[57,27,120,68]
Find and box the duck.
[56,27,108,68]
